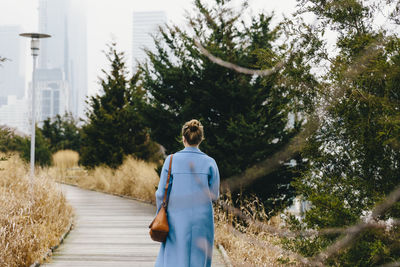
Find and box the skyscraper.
[35,68,68,122]
[0,25,26,101]
[132,11,167,68]
[38,0,87,119]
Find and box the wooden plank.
[43,185,226,267]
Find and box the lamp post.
[20,33,51,178]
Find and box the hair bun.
[182,119,204,145]
[188,120,200,131]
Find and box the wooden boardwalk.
[44,184,226,267]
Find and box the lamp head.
[19,33,51,57]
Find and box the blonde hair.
[182,119,204,146]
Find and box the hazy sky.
[0,0,297,96]
[0,0,398,98]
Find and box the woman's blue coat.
[155,146,220,267]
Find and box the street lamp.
[20,33,51,178]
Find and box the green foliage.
[0,126,51,167]
[41,112,82,152]
[288,0,400,265]
[281,214,331,258]
[20,127,52,167]
[297,0,372,34]
[0,126,24,153]
[140,0,318,211]
[331,229,400,266]
[80,43,162,169]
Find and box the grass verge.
[215,195,297,266]
[0,153,73,267]
[44,150,159,203]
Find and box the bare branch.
[0,56,8,67]
[309,185,400,264]
[194,40,285,76]
[379,262,400,267]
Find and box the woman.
[155,119,220,267]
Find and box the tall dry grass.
[0,153,72,267]
[44,150,159,203]
[53,149,79,169]
[214,195,297,266]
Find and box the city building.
[34,68,68,122]
[0,25,26,100]
[0,95,29,134]
[132,11,167,68]
[0,96,8,108]
[38,0,87,118]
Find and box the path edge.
[217,244,233,267]
[29,216,74,267]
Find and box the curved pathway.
[44,184,226,267]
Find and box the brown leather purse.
[149,154,173,242]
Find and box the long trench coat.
[155,146,220,267]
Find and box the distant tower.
[35,69,68,122]
[132,11,167,68]
[38,0,87,119]
[0,25,26,101]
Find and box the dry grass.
[214,195,295,267]
[53,150,79,169]
[43,150,159,203]
[0,153,73,267]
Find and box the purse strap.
[162,154,174,209]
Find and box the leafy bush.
[0,126,24,153]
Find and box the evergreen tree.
[20,127,52,167]
[41,112,82,152]
[80,43,161,169]
[140,0,317,211]
[287,1,400,265]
